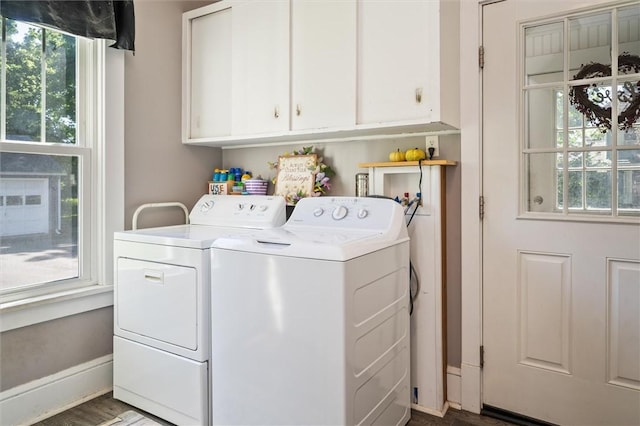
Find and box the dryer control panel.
[189,195,286,228]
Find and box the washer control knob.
[332,205,348,220]
[259,205,268,212]
[313,208,324,217]
[237,203,245,210]
[201,201,214,212]
[250,204,256,211]
[357,209,368,219]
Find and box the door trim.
[460,0,487,414]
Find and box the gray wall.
[124,0,220,230]
[0,308,113,392]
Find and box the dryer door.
[116,258,198,350]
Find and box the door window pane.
[525,152,558,212]
[586,150,611,168]
[618,169,640,214]
[585,170,612,210]
[618,78,640,133]
[525,22,564,84]
[619,5,640,59]
[526,87,561,149]
[569,12,611,76]
[618,149,640,215]
[585,128,608,147]
[570,80,613,133]
[619,127,640,147]
[568,152,583,168]
[567,170,583,209]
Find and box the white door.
[483,1,640,425]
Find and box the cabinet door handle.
[415,88,423,103]
[274,106,279,118]
[296,104,301,116]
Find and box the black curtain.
[0,1,135,51]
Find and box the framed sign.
[274,154,317,204]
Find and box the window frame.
[0,21,123,330]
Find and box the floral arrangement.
[268,146,336,205]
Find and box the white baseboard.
[0,355,113,426]
[446,365,462,407]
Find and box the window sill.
[0,285,113,332]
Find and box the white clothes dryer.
[210,196,411,426]
[113,194,285,426]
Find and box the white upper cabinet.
[183,3,232,140]
[357,0,459,129]
[182,0,460,147]
[290,0,356,131]
[231,0,290,136]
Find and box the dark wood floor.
[32,392,516,426]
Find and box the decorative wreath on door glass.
[569,53,640,132]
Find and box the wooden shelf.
[358,160,457,168]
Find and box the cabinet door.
[357,1,439,125]
[231,0,290,135]
[291,0,356,131]
[186,5,232,139]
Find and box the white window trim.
[0,43,124,332]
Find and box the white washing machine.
[113,194,286,426]
[210,196,411,426]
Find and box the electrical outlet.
[425,135,439,159]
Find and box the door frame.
[460,0,487,414]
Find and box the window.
[25,195,42,205]
[1,17,102,300]
[521,5,640,220]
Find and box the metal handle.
[296,104,301,116]
[415,88,422,103]
[132,202,190,230]
[274,106,279,118]
[533,195,544,205]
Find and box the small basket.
[244,179,268,195]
